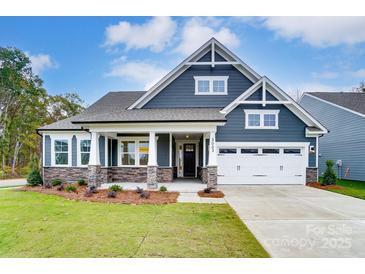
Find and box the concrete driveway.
[220,185,365,258]
[0,178,27,188]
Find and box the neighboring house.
[38,38,327,188]
[300,92,365,181]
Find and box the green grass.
[0,190,268,258]
[326,179,365,200]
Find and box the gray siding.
[111,139,118,166]
[197,50,226,62]
[216,104,316,167]
[157,134,170,166]
[301,95,365,181]
[246,89,278,101]
[44,135,51,166]
[72,135,77,166]
[144,64,254,108]
[99,135,105,166]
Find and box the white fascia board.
[129,38,261,109]
[303,93,365,119]
[83,122,226,133]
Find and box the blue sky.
[1,16,365,105]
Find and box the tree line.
[0,47,85,178]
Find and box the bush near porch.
[0,190,268,258]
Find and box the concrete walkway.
[0,178,27,188]
[221,185,365,258]
[100,181,226,204]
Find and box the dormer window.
[194,76,228,95]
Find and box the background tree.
[0,47,85,178]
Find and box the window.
[248,114,260,127]
[138,141,149,165]
[80,140,91,165]
[241,148,258,154]
[194,76,228,95]
[262,148,280,154]
[244,110,280,129]
[55,139,68,165]
[121,141,136,165]
[120,139,150,166]
[284,148,301,155]
[219,148,237,154]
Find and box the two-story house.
[38,38,327,189]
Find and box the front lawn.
[0,190,268,258]
[329,179,365,200]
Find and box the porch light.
[186,135,189,139]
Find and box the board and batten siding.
[143,63,254,108]
[72,135,77,166]
[44,135,52,166]
[216,104,316,167]
[157,133,170,166]
[300,95,365,181]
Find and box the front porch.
[82,122,222,189]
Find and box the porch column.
[207,131,218,189]
[147,131,158,189]
[88,131,102,188]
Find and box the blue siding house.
[38,38,327,189]
[300,92,365,181]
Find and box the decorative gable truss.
[220,77,328,137]
[128,38,261,110]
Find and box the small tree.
[26,154,43,186]
[322,160,337,186]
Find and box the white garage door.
[217,145,307,185]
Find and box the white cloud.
[104,17,177,52]
[259,17,365,47]
[350,68,365,78]
[175,18,240,55]
[311,71,339,80]
[106,60,168,90]
[28,53,57,75]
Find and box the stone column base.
[207,165,218,189]
[306,167,318,183]
[88,165,102,188]
[147,166,158,189]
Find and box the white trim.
[42,134,45,166]
[244,109,280,129]
[208,131,217,166]
[315,136,319,169]
[186,61,240,65]
[51,136,72,167]
[194,76,229,95]
[78,138,91,167]
[221,76,328,134]
[169,133,172,167]
[240,101,292,105]
[211,40,215,67]
[262,78,266,106]
[217,141,310,148]
[128,38,261,109]
[302,93,365,119]
[203,133,207,168]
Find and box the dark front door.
[183,144,196,177]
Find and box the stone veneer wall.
[306,167,318,183]
[43,167,109,184]
[44,166,174,184]
[207,166,217,189]
[157,167,173,183]
[199,167,208,184]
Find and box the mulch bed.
[19,185,179,205]
[197,190,225,198]
[307,182,344,190]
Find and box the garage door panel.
[217,145,306,185]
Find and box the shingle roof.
[308,92,365,116]
[38,91,226,131]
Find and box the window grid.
[55,139,68,165]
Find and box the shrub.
[65,185,77,192]
[322,160,337,186]
[51,179,63,186]
[140,190,150,199]
[159,186,167,192]
[57,183,65,191]
[107,191,117,198]
[109,184,122,192]
[27,170,43,186]
[136,187,144,194]
[77,179,87,186]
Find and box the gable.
[129,38,261,109]
[143,64,254,108]
[246,89,278,101]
